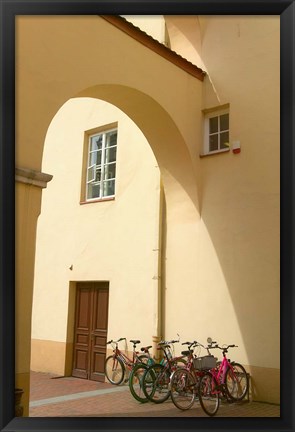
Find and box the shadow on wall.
[201,164,279,358]
[198,154,280,403]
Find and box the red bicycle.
[170,340,208,410]
[105,338,152,385]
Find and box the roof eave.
[101,15,206,82]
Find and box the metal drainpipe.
[152,179,163,362]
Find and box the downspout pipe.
[152,179,163,361]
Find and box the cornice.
[15,167,53,189]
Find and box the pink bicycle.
[198,338,249,416]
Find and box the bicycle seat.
[181,350,193,356]
[130,339,141,345]
[141,345,152,351]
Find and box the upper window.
[203,108,230,155]
[86,129,118,201]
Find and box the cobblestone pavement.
[29,371,280,418]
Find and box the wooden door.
[72,282,109,381]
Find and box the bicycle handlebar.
[107,337,126,345]
[159,333,181,346]
[159,339,179,346]
[208,343,238,352]
[182,340,204,350]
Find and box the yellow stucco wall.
[16,180,47,416]
[14,14,280,407]
[31,98,162,361]
[164,15,280,402]
[131,14,280,400]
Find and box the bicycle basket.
[193,355,217,370]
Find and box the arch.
[164,15,206,71]
[74,84,200,221]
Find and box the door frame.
[65,281,110,379]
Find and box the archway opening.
[32,88,200,380]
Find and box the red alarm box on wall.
[232,140,241,154]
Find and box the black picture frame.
[1,1,294,431]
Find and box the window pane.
[87,165,95,182]
[96,151,102,165]
[105,146,117,163]
[90,150,102,166]
[90,135,102,151]
[220,131,229,149]
[209,134,218,152]
[95,167,102,182]
[209,117,218,134]
[106,131,117,148]
[103,180,115,197]
[220,114,229,131]
[104,163,116,180]
[87,183,100,199]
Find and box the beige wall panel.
[32,98,161,348]
[163,16,280,373]
[16,183,43,374]
[248,365,280,404]
[31,339,68,376]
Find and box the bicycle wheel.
[169,358,187,369]
[225,362,249,401]
[170,368,196,410]
[198,372,220,416]
[105,355,125,385]
[142,363,171,404]
[129,363,149,403]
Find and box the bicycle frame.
[178,341,208,389]
[112,347,135,370]
[174,342,231,398]
[166,340,247,414]
[212,356,230,384]
[158,340,186,373]
[207,344,239,397]
[143,339,186,402]
[108,338,151,373]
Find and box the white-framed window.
[86,128,118,201]
[203,108,230,155]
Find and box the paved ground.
[29,371,280,418]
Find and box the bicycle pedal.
[215,384,226,392]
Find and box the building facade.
[15,15,280,413]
